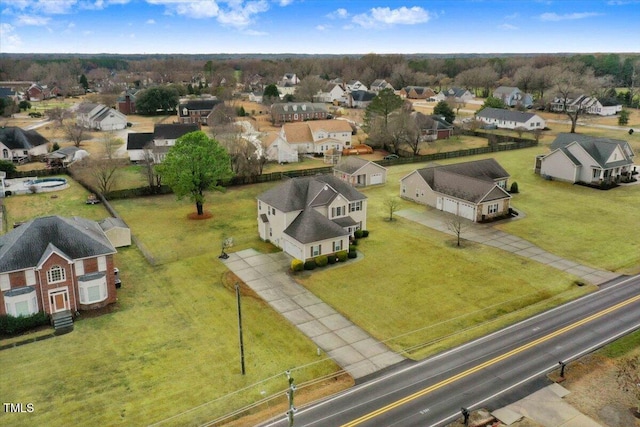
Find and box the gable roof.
[77,102,101,114]
[476,107,538,123]
[550,133,635,168]
[258,174,366,213]
[0,127,49,150]
[350,90,376,102]
[271,102,328,115]
[493,86,521,96]
[0,87,17,98]
[127,132,154,150]
[282,122,314,144]
[283,208,350,244]
[0,216,116,273]
[306,119,353,134]
[334,157,385,175]
[99,217,128,231]
[178,99,221,117]
[153,123,199,140]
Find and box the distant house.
[535,133,636,184]
[475,107,545,130]
[0,127,49,163]
[400,158,512,222]
[257,175,367,261]
[347,90,376,109]
[178,98,222,125]
[345,80,368,92]
[266,119,353,163]
[549,95,622,116]
[400,86,436,100]
[279,73,300,86]
[493,86,534,108]
[270,102,328,124]
[370,79,394,93]
[434,87,474,103]
[76,103,128,131]
[126,123,198,163]
[333,157,387,186]
[26,83,52,101]
[248,91,263,103]
[0,216,119,319]
[314,83,347,104]
[418,114,454,141]
[116,91,137,115]
[276,82,296,99]
[99,217,131,248]
[45,146,89,168]
[0,87,19,102]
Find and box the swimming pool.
[24,178,68,189]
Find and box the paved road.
[261,274,640,427]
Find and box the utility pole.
[285,370,296,426]
[236,283,245,375]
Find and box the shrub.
[336,250,348,262]
[354,229,364,239]
[361,230,369,238]
[0,311,49,336]
[350,239,358,246]
[327,255,337,265]
[349,244,357,252]
[291,259,304,272]
[304,260,317,270]
[315,255,328,267]
[348,250,357,259]
[510,182,519,194]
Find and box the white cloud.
[68,22,75,28]
[83,30,93,35]
[16,14,51,25]
[504,12,519,20]
[327,8,348,19]
[539,12,601,21]
[352,6,430,28]
[0,23,22,51]
[279,0,293,5]
[147,0,220,18]
[316,24,328,31]
[146,0,269,28]
[146,18,156,24]
[217,0,269,28]
[243,28,267,36]
[499,23,518,30]
[34,0,78,14]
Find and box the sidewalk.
[221,249,405,380]
[395,208,620,286]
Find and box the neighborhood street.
[260,274,640,427]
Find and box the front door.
[49,289,69,313]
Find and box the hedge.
[291,259,304,272]
[0,311,49,336]
[336,250,348,262]
[347,250,357,259]
[304,260,317,270]
[354,229,364,239]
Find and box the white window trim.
[4,288,38,317]
[47,265,66,284]
[98,256,107,272]
[0,274,9,291]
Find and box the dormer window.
[47,265,66,284]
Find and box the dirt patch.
[187,211,213,220]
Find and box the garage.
[442,198,458,215]
[370,173,383,185]
[283,240,303,260]
[441,198,476,221]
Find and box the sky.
[1,0,639,55]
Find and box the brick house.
[270,102,328,124]
[0,216,119,319]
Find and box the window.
[488,203,499,214]
[3,288,38,317]
[311,245,321,257]
[79,275,108,304]
[0,274,9,291]
[98,256,107,272]
[331,206,345,218]
[333,240,342,252]
[47,265,66,284]
[592,169,600,179]
[74,260,84,276]
[349,201,362,212]
[258,201,262,211]
[25,270,36,286]
[402,184,406,194]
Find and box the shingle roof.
[350,90,375,102]
[99,217,128,231]
[0,216,116,273]
[476,107,538,123]
[126,132,154,150]
[284,209,350,244]
[493,86,520,96]
[153,124,199,140]
[178,99,221,117]
[258,174,366,213]
[77,102,100,114]
[282,122,314,144]
[271,102,328,115]
[306,120,353,134]
[0,127,49,150]
[550,133,635,168]
[334,157,370,174]
[0,87,16,98]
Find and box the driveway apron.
[396,208,620,285]
[221,249,405,380]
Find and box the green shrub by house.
[304,260,317,270]
[362,230,369,238]
[349,244,357,252]
[291,259,304,272]
[510,182,519,194]
[0,311,49,336]
[348,250,357,259]
[336,250,348,262]
[354,229,364,239]
[315,255,329,267]
[327,254,337,264]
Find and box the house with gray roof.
[400,158,511,222]
[270,102,328,124]
[347,90,376,109]
[76,102,127,131]
[0,216,119,319]
[493,86,534,108]
[0,126,49,163]
[333,157,387,186]
[257,175,367,261]
[177,98,221,125]
[475,107,545,130]
[535,133,636,184]
[434,87,474,103]
[126,123,198,163]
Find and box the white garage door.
[370,173,383,185]
[442,198,458,215]
[458,203,475,221]
[284,240,303,260]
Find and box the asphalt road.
[261,274,640,427]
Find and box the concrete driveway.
[395,208,620,286]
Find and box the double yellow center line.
[342,293,640,426]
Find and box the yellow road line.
[342,293,640,426]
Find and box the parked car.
[383,154,399,160]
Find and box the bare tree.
[140,143,162,191]
[46,107,72,126]
[295,75,326,102]
[617,355,640,413]
[553,67,598,133]
[447,216,467,247]
[384,197,400,221]
[63,121,91,147]
[513,65,537,94]
[72,135,126,196]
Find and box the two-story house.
[126,123,199,163]
[0,216,119,322]
[76,102,127,131]
[257,175,367,261]
[177,98,221,125]
[0,127,49,163]
[493,86,534,108]
[270,102,329,124]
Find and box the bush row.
[0,312,49,336]
[291,249,353,272]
